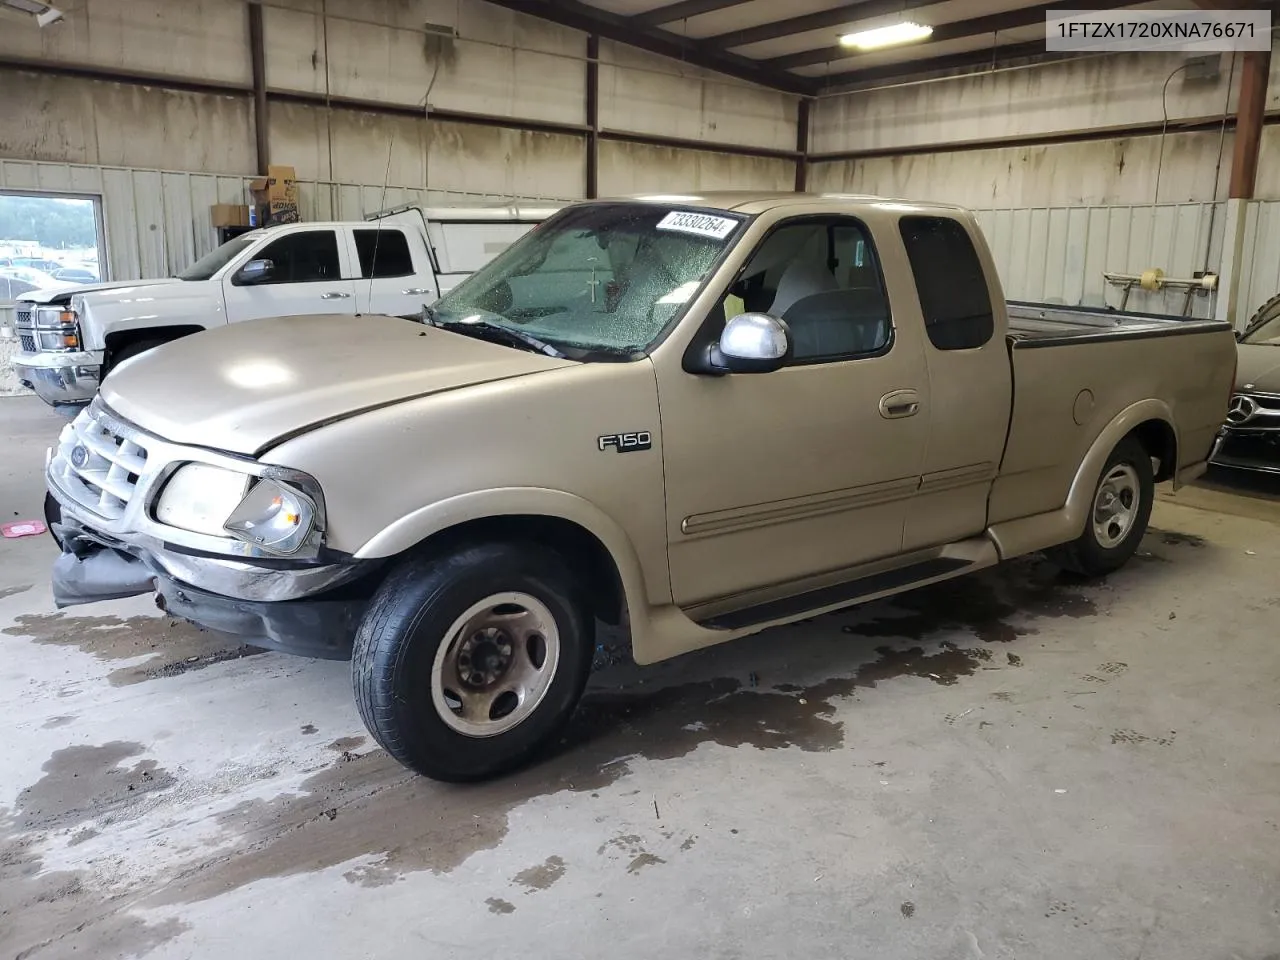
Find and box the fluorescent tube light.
[840,21,933,50]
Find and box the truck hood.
[100,313,576,455]
[1235,343,1280,393]
[19,278,171,305]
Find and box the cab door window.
[722,217,892,364]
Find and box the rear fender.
[987,398,1175,559]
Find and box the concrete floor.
[2,394,1278,960]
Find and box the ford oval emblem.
[69,444,89,469]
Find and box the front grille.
[1216,432,1280,465]
[50,405,150,521]
[19,334,35,352]
[15,305,33,329]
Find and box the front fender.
[354,484,657,613]
[77,285,225,350]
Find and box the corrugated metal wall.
[974,202,1225,319]
[1238,200,1280,327]
[0,158,572,283]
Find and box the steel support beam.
[633,0,751,27]
[248,2,270,173]
[795,98,811,191]
[709,0,939,50]
[480,0,813,94]
[586,34,600,198]
[769,1,1125,72]
[1229,49,1271,199]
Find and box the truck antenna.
[363,133,395,316]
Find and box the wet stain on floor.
[41,715,75,729]
[327,736,367,753]
[0,583,33,601]
[1,612,266,686]
[626,852,666,874]
[1,742,188,958]
[486,896,516,914]
[838,559,1096,646]
[0,813,190,960]
[132,557,1110,906]
[16,741,178,831]
[1154,529,1206,548]
[512,855,566,892]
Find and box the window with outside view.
[0,193,105,305]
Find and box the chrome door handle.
[402,287,431,296]
[321,291,352,300]
[879,389,921,419]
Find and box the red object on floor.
[2,520,47,539]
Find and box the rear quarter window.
[899,216,994,351]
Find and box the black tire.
[352,542,594,782]
[105,339,165,378]
[1049,435,1154,577]
[1242,291,1280,339]
[43,491,64,549]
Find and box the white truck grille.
[15,305,35,352]
[51,405,150,521]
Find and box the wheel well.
[405,515,627,625]
[1131,419,1177,482]
[103,326,204,369]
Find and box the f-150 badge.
[598,431,652,453]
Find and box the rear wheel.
[352,542,593,781]
[1049,435,1154,577]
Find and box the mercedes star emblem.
[1226,394,1258,425]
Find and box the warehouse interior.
[1,1,1279,958]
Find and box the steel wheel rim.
[430,592,561,738]
[1092,463,1141,549]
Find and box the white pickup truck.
[11,203,558,409]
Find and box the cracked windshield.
[432,203,744,357]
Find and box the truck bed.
[1006,300,1229,347]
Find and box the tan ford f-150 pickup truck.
[42,193,1237,781]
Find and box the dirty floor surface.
[2,395,1278,960]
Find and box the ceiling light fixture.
[1,0,64,26]
[840,21,933,50]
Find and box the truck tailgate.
[990,301,1236,527]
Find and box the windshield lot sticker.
[656,211,737,240]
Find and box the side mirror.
[234,258,274,285]
[696,313,792,375]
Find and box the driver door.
[657,215,931,608]
[222,228,357,323]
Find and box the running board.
[697,556,973,631]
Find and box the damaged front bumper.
[51,519,372,661]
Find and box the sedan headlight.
[223,478,318,555]
[155,466,319,555]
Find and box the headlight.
[34,305,80,351]
[223,478,318,555]
[155,464,250,536]
[155,466,320,556]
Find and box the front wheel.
[352,542,594,781]
[1049,435,1154,577]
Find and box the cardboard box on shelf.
[254,200,300,226]
[249,164,298,204]
[210,203,250,228]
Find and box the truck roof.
[618,192,969,216]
